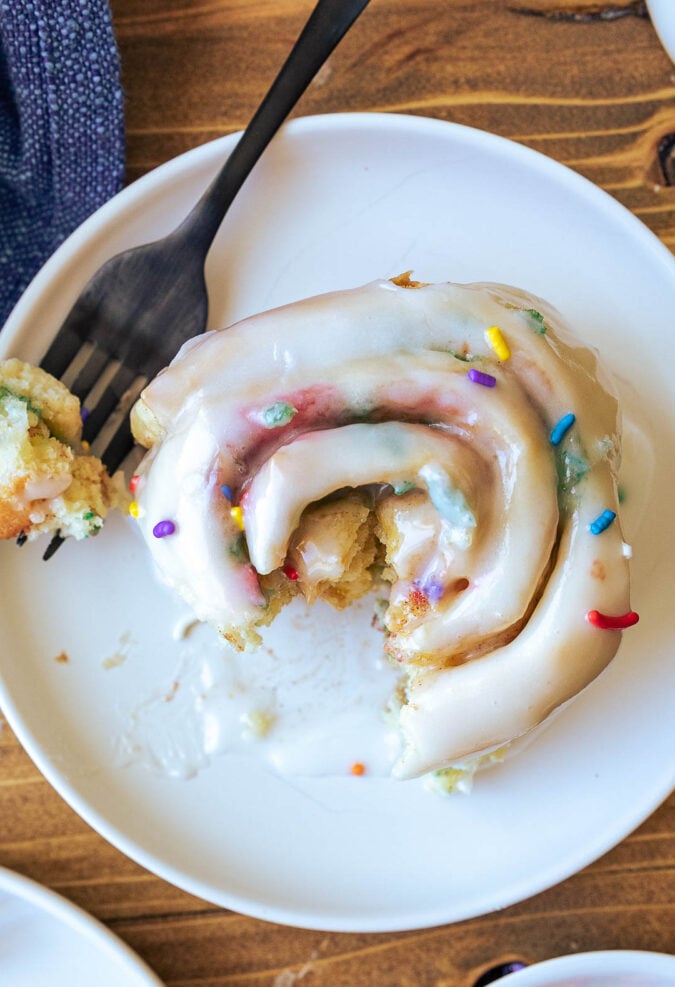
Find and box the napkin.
[0,0,124,328]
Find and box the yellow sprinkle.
[485,325,511,361]
[230,506,245,530]
[81,440,90,451]
[128,500,143,518]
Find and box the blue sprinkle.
[550,412,576,446]
[80,406,90,422]
[589,509,616,535]
[220,484,233,501]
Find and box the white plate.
[503,950,675,986]
[647,0,675,62]
[0,866,163,985]
[0,113,673,933]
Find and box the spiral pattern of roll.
[130,277,635,778]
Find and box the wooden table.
[1,1,674,983]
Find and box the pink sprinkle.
[467,368,496,387]
[153,519,176,538]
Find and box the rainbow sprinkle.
[550,412,575,446]
[262,401,297,428]
[153,519,175,538]
[587,609,639,630]
[128,500,142,519]
[350,762,366,776]
[220,484,233,501]
[282,564,299,581]
[485,325,510,361]
[230,506,245,530]
[129,474,140,494]
[589,509,616,535]
[467,368,496,388]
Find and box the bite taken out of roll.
[129,275,638,781]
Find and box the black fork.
[35,0,372,559]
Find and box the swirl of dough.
[130,278,635,779]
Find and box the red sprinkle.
[129,474,140,494]
[282,564,299,581]
[409,587,429,611]
[587,609,639,630]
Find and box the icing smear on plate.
[115,592,403,781]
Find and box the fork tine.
[40,325,83,379]
[37,361,139,560]
[69,345,110,403]
[42,532,66,561]
[81,363,137,444]
[101,420,137,474]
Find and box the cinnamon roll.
[130,277,637,779]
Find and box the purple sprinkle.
[80,406,90,421]
[152,519,176,539]
[414,578,444,604]
[467,368,496,388]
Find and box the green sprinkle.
[228,532,248,561]
[557,448,590,496]
[392,480,416,496]
[0,385,42,418]
[262,401,297,428]
[419,463,476,532]
[83,511,95,520]
[618,484,626,504]
[447,348,478,363]
[522,308,548,334]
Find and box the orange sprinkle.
[351,762,366,776]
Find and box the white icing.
[131,279,633,779]
[22,475,72,503]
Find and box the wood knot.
[657,133,675,186]
[472,962,528,986]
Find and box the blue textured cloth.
[0,0,124,326]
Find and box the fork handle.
[173,0,372,252]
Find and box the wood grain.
[1,1,673,984]
[112,0,675,249]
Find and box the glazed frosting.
[130,279,634,779]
